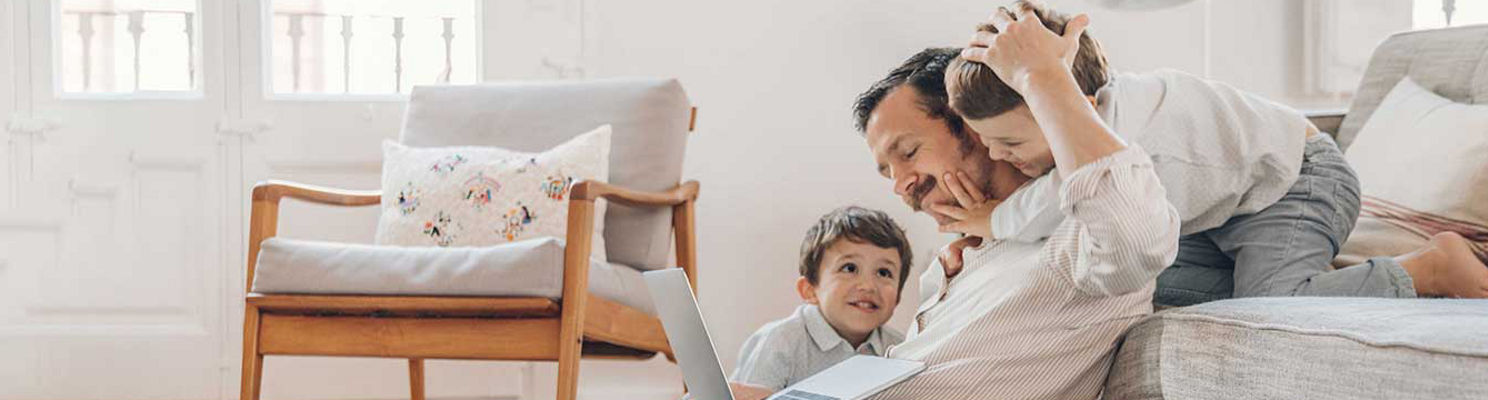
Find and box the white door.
[0,0,230,398]
[0,0,587,398]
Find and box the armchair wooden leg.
[240,305,264,400]
[555,329,583,400]
[408,359,425,400]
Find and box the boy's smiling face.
[797,238,903,346]
[962,104,1057,178]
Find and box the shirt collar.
[799,304,886,355]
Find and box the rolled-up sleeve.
[1051,146,1181,297]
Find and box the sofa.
[1103,24,1488,400]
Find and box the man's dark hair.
[947,0,1111,120]
[799,206,914,293]
[852,47,979,155]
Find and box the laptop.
[643,269,924,400]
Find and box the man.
[854,27,1187,394]
[731,37,1183,398]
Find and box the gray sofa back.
[1336,24,1488,150]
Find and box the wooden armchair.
[241,179,698,400]
[240,79,698,400]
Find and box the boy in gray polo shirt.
[730,206,911,391]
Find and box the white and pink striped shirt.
[876,146,1181,400]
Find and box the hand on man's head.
[960,5,1091,95]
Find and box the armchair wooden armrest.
[246,180,381,293]
[570,180,699,207]
[252,179,382,206]
[562,179,702,288]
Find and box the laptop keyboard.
[774,390,841,400]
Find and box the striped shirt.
[875,146,1181,400]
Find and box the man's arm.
[1051,148,1181,296]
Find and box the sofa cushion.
[1106,297,1488,400]
[249,237,656,315]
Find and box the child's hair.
[946,0,1112,120]
[798,206,914,291]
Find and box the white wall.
[0,0,1411,399]
[565,0,1331,398]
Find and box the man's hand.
[931,171,998,239]
[960,4,1090,95]
[938,235,984,279]
[727,382,774,400]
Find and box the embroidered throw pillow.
[374,125,610,262]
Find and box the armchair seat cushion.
[250,237,656,315]
[1105,297,1488,400]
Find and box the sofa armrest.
[1304,109,1348,137]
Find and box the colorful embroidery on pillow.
[464,173,501,209]
[423,211,455,246]
[541,175,574,200]
[430,154,468,175]
[376,126,608,255]
[501,203,536,241]
[396,184,421,215]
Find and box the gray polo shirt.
[730,304,905,390]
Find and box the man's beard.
[908,174,937,212]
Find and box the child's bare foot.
[1400,232,1488,298]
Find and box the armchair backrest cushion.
[400,79,691,270]
[1337,24,1488,150]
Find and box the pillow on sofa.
[1335,78,1488,266]
[375,125,610,262]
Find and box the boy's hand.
[960,4,1090,95]
[931,171,998,239]
[939,235,984,279]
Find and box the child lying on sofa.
[934,0,1488,302]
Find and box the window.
[57,0,199,94]
[1413,0,1488,29]
[268,0,478,95]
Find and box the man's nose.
[893,171,916,197]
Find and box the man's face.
[865,86,1028,227]
[964,105,1056,178]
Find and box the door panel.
[0,0,228,399]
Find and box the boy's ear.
[1086,95,1098,108]
[796,276,820,305]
